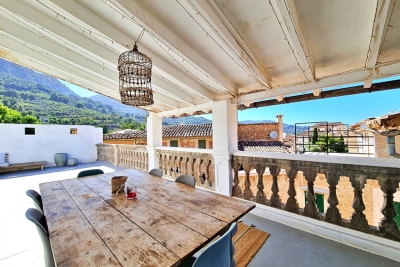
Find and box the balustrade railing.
[96,144,148,171]
[232,154,400,241]
[157,148,215,191]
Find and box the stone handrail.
[232,152,400,241]
[156,147,215,191]
[96,144,148,171]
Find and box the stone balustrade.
[96,144,215,190]
[157,148,215,191]
[96,144,148,171]
[232,153,400,241]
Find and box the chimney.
[276,114,283,142]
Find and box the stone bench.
[0,153,46,173]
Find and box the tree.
[0,103,40,124]
[311,128,318,144]
[100,124,108,134]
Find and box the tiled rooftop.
[238,141,291,153]
[104,123,213,140]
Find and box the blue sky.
[59,77,400,126]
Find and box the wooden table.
[40,169,255,267]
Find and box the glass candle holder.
[126,185,137,199]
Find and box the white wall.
[0,124,103,166]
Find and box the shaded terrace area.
[0,161,398,267]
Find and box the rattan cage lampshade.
[118,43,154,106]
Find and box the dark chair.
[25,208,55,267]
[77,169,104,178]
[175,174,196,188]
[149,168,163,177]
[26,189,43,213]
[180,222,237,267]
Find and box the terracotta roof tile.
[238,141,291,153]
[103,124,213,139]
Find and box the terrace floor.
[0,161,398,267]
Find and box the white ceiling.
[0,0,399,117]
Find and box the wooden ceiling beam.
[182,0,273,90]
[270,0,314,81]
[44,0,215,100]
[241,79,400,109]
[365,0,395,68]
[111,0,236,94]
[235,60,400,105]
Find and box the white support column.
[212,100,238,196]
[146,112,162,171]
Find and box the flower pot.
[54,153,67,167]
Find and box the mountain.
[0,58,78,97]
[90,94,147,116]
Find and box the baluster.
[162,155,167,175]
[177,156,182,175]
[349,173,370,232]
[378,176,400,240]
[302,167,321,219]
[180,156,186,175]
[285,166,299,214]
[158,154,162,172]
[325,170,342,225]
[134,150,137,168]
[195,157,201,184]
[184,158,190,175]
[206,159,212,187]
[141,152,144,170]
[191,158,196,177]
[145,153,148,171]
[255,164,267,205]
[242,163,253,201]
[269,164,282,209]
[168,155,173,177]
[172,155,179,178]
[232,160,242,198]
[199,159,205,184]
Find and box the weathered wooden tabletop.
[39,169,255,267]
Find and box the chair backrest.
[25,208,55,267]
[193,222,237,267]
[149,168,163,177]
[26,189,43,213]
[77,169,104,178]
[175,174,196,188]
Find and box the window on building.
[304,192,324,213]
[394,201,400,228]
[25,127,35,135]
[170,140,178,147]
[198,140,206,149]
